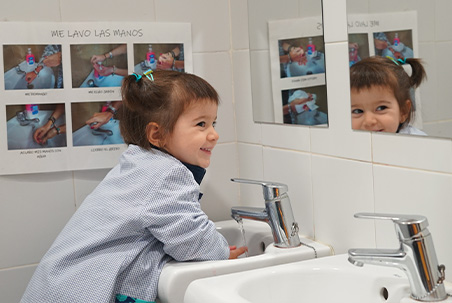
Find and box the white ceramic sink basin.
[157,220,332,303]
[185,254,452,303]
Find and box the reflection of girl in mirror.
[350,56,427,135]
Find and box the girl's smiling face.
[351,85,409,133]
[163,100,219,168]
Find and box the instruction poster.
[268,17,328,126]
[0,21,192,175]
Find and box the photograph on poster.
[71,101,124,147]
[70,44,127,88]
[133,43,185,73]
[281,85,328,126]
[3,44,63,90]
[279,36,325,78]
[6,103,66,150]
[348,33,369,66]
[373,30,413,60]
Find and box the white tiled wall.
[2,0,452,301]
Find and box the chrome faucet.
[348,213,447,301]
[16,110,40,126]
[230,178,301,248]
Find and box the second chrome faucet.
[348,213,447,301]
[230,178,301,248]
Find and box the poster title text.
[51,28,143,38]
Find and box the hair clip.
[386,56,407,66]
[397,58,407,65]
[386,56,400,66]
[132,73,142,82]
[143,69,154,81]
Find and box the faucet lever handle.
[231,178,288,201]
[354,212,429,239]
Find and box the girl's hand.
[228,245,248,259]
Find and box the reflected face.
[351,86,407,133]
[164,100,219,168]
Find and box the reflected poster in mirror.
[247,0,326,126]
[268,18,327,126]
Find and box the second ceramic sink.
[184,254,452,303]
[157,219,332,303]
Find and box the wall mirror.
[346,0,452,139]
[247,0,327,127]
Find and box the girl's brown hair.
[350,56,426,127]
[119,70,219,149]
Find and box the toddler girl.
[21,70,246,303]
[350,56,427,135]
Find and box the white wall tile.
[236,143,264,207]
[155,0,230,52]
[372,132,452,173]
[312,155,375,253]
[0,0,61,21]
[0,265,36,302]
[373,164,452,269]
[201,143,239,222]
[419,42,439,123]
[263,147,314,238]
[262,123,311,151]
[345,0,369,14]
[0,172,75,268]
[230,0,250,50]
[193,52,236,143]
[60,0,156,22]
[433,42,452,120]
[436,0,452,41]
[232,50,262,144]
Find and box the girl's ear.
[146,122,163,147]
[400,99,411,123]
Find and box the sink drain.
[380,287,389,301]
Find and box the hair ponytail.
[405,58,427,88]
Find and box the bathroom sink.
[157,220,332,303]
[4,61,55,90]
[184,254,452,303]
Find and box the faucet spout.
[348,213,447,302]
[230,178,301,248]
[231,206,268,223]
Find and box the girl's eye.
[376,105,388,111]
[197,121,206,127]
[352,109,363,114]
[212,121,217,128]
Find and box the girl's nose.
[362,113,377,128]
[208,128,219,141]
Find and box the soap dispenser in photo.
[393,33,400,47]
[94,61,104,80]
[146,45,157,70]
[26,48,35,66]
[25,104,39,119]
[307,38,316,56]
